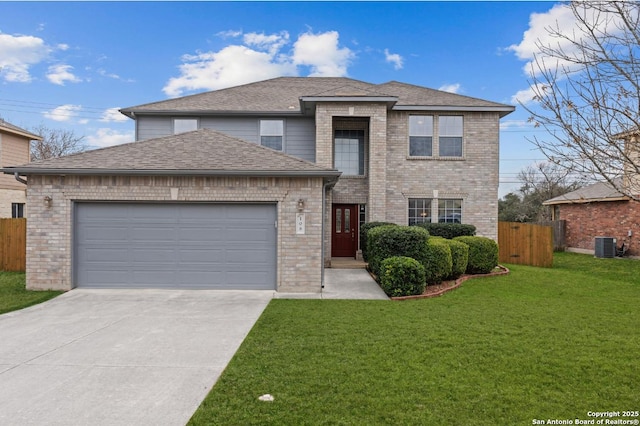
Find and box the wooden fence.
[537,220,566,251]
[498,221,554,268]
[0,218,26,272]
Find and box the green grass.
[190,252,640,425]
[0,272,62,315]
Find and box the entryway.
[331,204,358,257]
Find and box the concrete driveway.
[0,289,272,426]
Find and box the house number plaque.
[296,213,305,235]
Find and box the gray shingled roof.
[543,179,628,205]
[0,119,42,140]
[2,128,341,179]
[120,77,514,117]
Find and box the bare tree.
[499,162,584,222]
[523,1,640,198]
[29,124,86,160]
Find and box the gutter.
[1,168,342,179]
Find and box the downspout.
[321,180,331,290]
[14,173,27,185]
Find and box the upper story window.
[438,116,463,157]
[409,116,433,157]
[334,129,365,176]
[260,120,284,151]
[173,118,198,134]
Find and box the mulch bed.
[387,265,510,301]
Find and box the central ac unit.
[595,237,616,258]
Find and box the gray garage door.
[74,203,277,289]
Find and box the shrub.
[424,238,453,285]
[379,256,426,297]
[367,225,429,277]
[436,238,469,279]
[360,222,397,262]
[454,236,498,274]
[414,222,476,239]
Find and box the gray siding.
[136,115,316,162]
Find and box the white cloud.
[47,64,81,85]
[292,31,353,77]
[85,128,134,148]
[0,33,51,82]
[384,49,403,70]
[217,30,242,39]
[439,83,461,94]
[163,30,354,97]
[100,107,129,122]
[44,104,82,122]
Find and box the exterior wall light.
[44,196,52,208]
[297,199,305,212]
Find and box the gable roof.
[2,128,341,180]
[120,77,515,118]
[543,179,629,205]
[0,119,42,141]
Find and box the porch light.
[297,199,305,212]
[44,196,52,208]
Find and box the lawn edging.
[389,265,510,301]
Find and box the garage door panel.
[75,203,276,289]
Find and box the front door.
[332,204,357,257]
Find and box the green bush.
[360,222,397,262]
[454,236,498,274]
[367,225,429,277]
[436,238,469,279]
[424,238,453,285]
[379,256,426,297]
[414,222,476,239]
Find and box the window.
[173,118,198,134]
[408,198,432,225]
[260,120,284,150]
[409,116,433,156]
[439,116,463,157]
[438,199,462,223]
[334,129,365,176]
[11,203,24,218]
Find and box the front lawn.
[0,272,62,315]
[190,252,639,425]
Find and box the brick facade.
[559,200,640,256]
[316,103,501,264]
[25,175,325,292]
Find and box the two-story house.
[3,77,514,292]
[0,120,41,218]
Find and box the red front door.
[332,204,357,257]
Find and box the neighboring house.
[2,77,514,292]
[544,129,640,257]
[0,120,41,218]
[544,179,640,257]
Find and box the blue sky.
[0,1,564,195]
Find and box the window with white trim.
[408,198,432,225]
[334,129,365,175]
[409,115,433,157]
[173,118,198,134]
[11,203,24,218]
[438,116,463,157]
[438,198,462,223]
[260,120,284,151]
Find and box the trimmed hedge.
[436,238,469,280]
[454,236,498,274]
[360,222,397,262]
[414,222,476,239]
[367,225,430,277]
[379,256,426,297]
[424,238,453,285]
